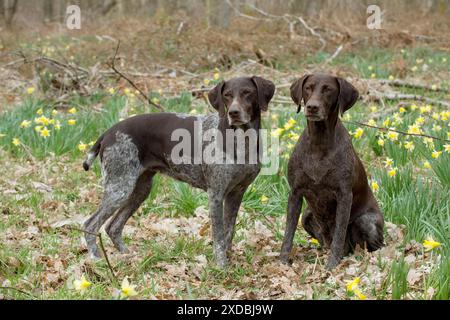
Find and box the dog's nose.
[306,104,319,114]
[228,109,240,118]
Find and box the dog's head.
[290,73,359,121]
[208,76,275,127]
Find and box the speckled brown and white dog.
[82,76,275,267]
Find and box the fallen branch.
[368,91,450,108]
[375,79,450,94]
[109,41,163,111]
[343,120,450,143]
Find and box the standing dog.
[280,73,384,269]
[82,76,275,267]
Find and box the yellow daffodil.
[382,118,390,127]
[68,119,76,126]
[440,112,448,121]
[290,133,300,141]
[383,157,394,168]
[423,237,441,251]
[271,114,279,121]
[108,88,115,94]
[40,127,50,138]
[443,58,447,62]
[387,167,397,177]
[346,277,360,292]
[354,288,367,300]
[399,107,406,113]
[189,109,197,115]
[20,120,31,128]
[213,73,220,80]
[36,108,43,115]
[432,112,440,120]
[78,142,88,152]
[377,138,385,147]
[284,118,297,130]
[431,84,437,91]
[448,132,450,139]
[260,195,269,204]
[404,141,415,151]
[416,58,423,64]
[423,161,431,169]
[310,238,319,245]
[431,150,442,159]
[34,125,42,132]
[387,131,399,141]
[69,107,77,114]
[432,125,442,132]
[151,97,160,105]
[370,105,378,113]
[370,73,376,79]
[353,128,364,139]
[415,116,425,125]
[120,277,137,299]
[12,138,20,146]
[38,116,50,126]
[411,66,418,72]
[371,181,379,192]
[73,275,91,294]
[368,66,373,71]
[444,144,450,153]
[27,87,35,94]
[410,104,418,111]
[89,141,95,146]
[203,79,210,86]
[54,121,61,130]
[393,113,403,125]
[388,75,394,81]
[367,119,376,126]
[408,124,422,135]
[271,128,285,138]
[420,105,432,114]
[124,88,130,95]
[423,137,434,149]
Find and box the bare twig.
[0,286,37,299]
[343,120,450,143]
[65,226,119,285]
[109,41,163,111]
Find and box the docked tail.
[83,134,104,171]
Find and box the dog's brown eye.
[242,90,252,96]
[224,92,233,98]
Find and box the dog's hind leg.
[105,170,155,253]
[350,211,384,252]
[83,132,142,259]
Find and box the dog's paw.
[326,255,341,270]
[279,253,291,265]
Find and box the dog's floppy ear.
[336,77,359,115]
[290,75,310,113]
[208,81,226,117]
[251,76,275,112]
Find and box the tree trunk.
[4,0,18,28]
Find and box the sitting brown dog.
[280,73,384,269]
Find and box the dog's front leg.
[208,190,228,268]
[280,189,303,263]
[327,192,352,269]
